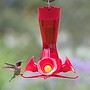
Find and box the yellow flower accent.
[44,65,52,73]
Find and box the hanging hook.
[43,0,55,7]
[43,0,55,2]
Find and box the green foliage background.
[0,0,90,90]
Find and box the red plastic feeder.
[21,6,78,79]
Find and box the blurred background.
[0,0,90,90]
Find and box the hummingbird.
[0,61,22,82]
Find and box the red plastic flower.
[21,6,78,80]
[21,56,78,79]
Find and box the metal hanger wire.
[48,0,50,7]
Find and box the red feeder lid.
[38,6,62,20]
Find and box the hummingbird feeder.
[21,0,78,80]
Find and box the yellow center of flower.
[44,65,52,73]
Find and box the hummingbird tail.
[9,75,15,82]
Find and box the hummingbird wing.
[0,63,16,71]
[0,66,15,71]
[5,63,15,67]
